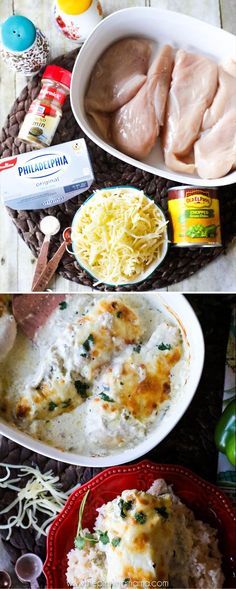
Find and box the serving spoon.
[12,294,65,340]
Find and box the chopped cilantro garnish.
[61,398,71,408]
[48,401,57,411]
[84,532,97,544]
[82,334,94,352]
[158,343,172,351]
[112,537,121,547]
[75,532,97,547]
[123,580,130,586]
[119,498,133,518]
[74,536,85,549]
[116,311,122,318]
[75,380,89,398]
[155,506,169,519]
[98,530,110,545]
[59,301,67,310]
[133,344,141,353]
[124,414,130,420]
[134,511,147,524]
[100,392,115,403]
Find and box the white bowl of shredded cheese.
[70,186,168,286]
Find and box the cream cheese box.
[0,139,94,210]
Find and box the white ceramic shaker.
[53,0,103,43]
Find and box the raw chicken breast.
[85,38,151,114]
[152,45,175,126]
[202,66,236,130]
[195,64,236,178]
[194,110,236,179]
[220,58,236,77]
[87,110,112,143]
[112,45,174,160]
[162,50,218,174]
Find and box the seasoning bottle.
[53,0,103,43]
[18,65,71,148]
[0,15,49,75]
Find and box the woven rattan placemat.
[1,49,236,290]
[0,295,234,570]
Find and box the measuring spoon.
[31,228,72,292]
[15,554,43,589]
[31,216,61,291]
[0,571,12,588]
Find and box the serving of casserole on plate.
[44,461,236,589]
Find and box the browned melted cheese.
[100,490,174,584]
[123,566,155,582]
[26,380,82,420]
[73,299,142,381]
[132,531,149,550]
[15,398,31,419]
[89,329,114,358]
[95,299,141,343]
[33,382,52,402]
[120,347,181,420]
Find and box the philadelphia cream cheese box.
[0,139,94,210]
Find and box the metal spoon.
[31,215,61,291]
[15,554,43,589]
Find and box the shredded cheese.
[72,188,168,284]
[0,463,80,540]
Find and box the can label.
[168,188,222,246]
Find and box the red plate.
[44,460,236,589]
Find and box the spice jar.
[18,65,71,148]
[0,15,49,75]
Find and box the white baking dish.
[70,7,236,187]
[0,293,204,467]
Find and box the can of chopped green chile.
[167,186,222,247]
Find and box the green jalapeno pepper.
[214,399,236,466]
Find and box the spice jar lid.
[42,65,71,89]
[57,0,92,14]
[1,15,36,52]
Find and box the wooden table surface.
[0,0,236,293]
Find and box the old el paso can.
[167,186,222,247]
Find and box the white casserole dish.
[0,293,204,467]
[70,7,236,187]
